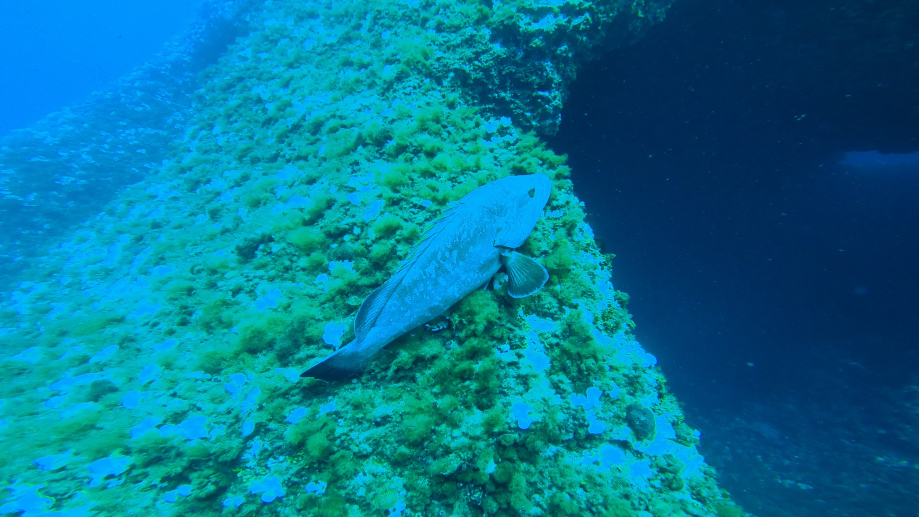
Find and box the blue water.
[550,1,919,515]
[839,150,919,171]
[2,0,918,516]
[0,0,205,137]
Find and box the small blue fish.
[301,174,552,381]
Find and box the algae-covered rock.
[0,0,743,515]
[627,403,657,442]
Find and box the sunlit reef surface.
[0,1,743,515]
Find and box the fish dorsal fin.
[406,204,461,262]
[354,204,464,341]
[502,251,549,298]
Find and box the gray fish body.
[302,174,551,381]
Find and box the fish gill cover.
[0,0,743,516]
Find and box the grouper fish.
[301,173,552,382]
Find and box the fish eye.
[527,188,535,198]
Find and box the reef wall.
[0,1,743,516]
[0,0,255,285]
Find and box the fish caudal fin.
[300,344,367,382]
[502,251,549,298]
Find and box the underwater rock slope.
[0,0,255,285]
[0,1,743,516]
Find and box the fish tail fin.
[300,342,367,382]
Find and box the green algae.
[0,0,745,516]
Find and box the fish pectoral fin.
[300,343,367,382]
[501,251,549,298]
